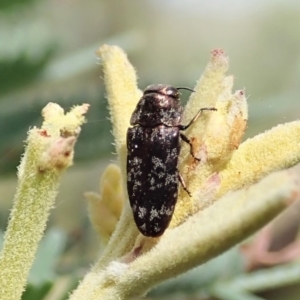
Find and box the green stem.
[0,157,60,299]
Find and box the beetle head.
[130,84,183,127]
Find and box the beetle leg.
[178,171,191,197]
[180,133,200,161]
[179,107,217,131]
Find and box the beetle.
[127,84,216,237]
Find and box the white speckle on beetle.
[138,207,147,218]
[140,223,146,231]
[149,207,160,221]
[154,224,161,232]
[151,156,166,170]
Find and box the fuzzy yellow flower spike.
[85,164,123,245]
[69,45,300,300]
[0,103,89,300]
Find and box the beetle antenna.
[176,87,195,93]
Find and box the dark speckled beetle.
[127,84,216,237]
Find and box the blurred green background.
[1,0,300,299]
